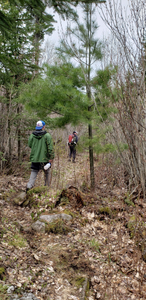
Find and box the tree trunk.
[87,4,95,189]
[7,92,12,168]
[88,122,95,188]
[17,106,21,162]
[0,102,6,170]
[8,118,12,167]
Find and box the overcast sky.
[45,0,129,46]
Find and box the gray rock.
[10,293,39,300]
[20,293,40,300]
[13,192,26,205]
[40,214,60,223]
[39,213,72,223]
[31,220,45,233]
[60,213,72,221]
[10,295,19,300]
[7,286,15,294]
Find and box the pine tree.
[0,1,55,166]
[0,1,106,35]
[18,62,89,127]
[56,3,103,188]
[0,0,106,169]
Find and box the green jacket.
[28,130,55,162]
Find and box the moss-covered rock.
[27,186,48,195]
[45,219,72,235]
[22,194,39,208]
[13,192,26,205]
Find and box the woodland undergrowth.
[0,150,146,300]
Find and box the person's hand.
[49,160,53,164]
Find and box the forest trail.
[0,150,89,194]
[38,150,91,193]
[0,152,146,300]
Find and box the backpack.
[68,134,74,144]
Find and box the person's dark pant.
[69,145,76,161]
[27,163,50,189]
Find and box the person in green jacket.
[26,120,55,192]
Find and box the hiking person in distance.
[68,131,78,163]
[26,120,55,192]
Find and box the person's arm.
[73,135,78,144]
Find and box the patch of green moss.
[27,186,48,195]
[45,219,72,235]
[63,209,76,218]
[98,206,111,216]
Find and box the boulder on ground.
[31,220,45,233]
[40,213,72,223]
[13,192,26,205]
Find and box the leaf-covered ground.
[0,152,146,300]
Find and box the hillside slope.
[0,152,146,300]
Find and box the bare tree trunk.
[17,105,21,162]
[0,102,6,170]
[34,16,41,74]
[87,5,95,189]
[88,122,95,188]
[99,0,146,194]
[6,91,12,168]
